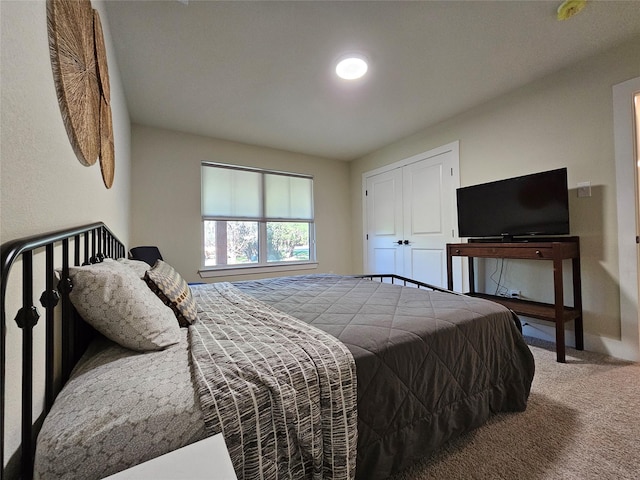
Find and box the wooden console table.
[446,237,583,363]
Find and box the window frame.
[199,162,317,277]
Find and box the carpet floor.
[389,338,640,480]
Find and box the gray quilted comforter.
[189,282,358,480]
[233,274,535,480]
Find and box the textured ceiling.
[104,1,640,161]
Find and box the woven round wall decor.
[93,7,115,188]
[99,96,115,188]
[47,0,101,167]
[93,8,110,104]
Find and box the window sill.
[198,262,318,279]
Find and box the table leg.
[572,256,584,350]
[554,258,566,363]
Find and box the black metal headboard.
[1,222,125,480]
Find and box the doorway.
[613,76,640,361]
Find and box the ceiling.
[104,1,640,161]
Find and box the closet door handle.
[397,240,403,245]
[403,240,409,245]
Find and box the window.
[201,162,315,270]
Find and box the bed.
[0,223,535,480]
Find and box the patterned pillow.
[117,258,150,278]
[145,260,198,327]
[118,258,150,278]
[68,260,181,351]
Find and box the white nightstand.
[104,434,237,479]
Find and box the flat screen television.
[456,167,569,241]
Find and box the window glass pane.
[266,222,310,262]
[202,166,261,217]
[204,220,259,266]
[265,174,313,220]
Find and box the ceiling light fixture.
[335,55,368,80]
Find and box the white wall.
[350,37,640,360]
[1,0,131,472]
[130,125,351,283]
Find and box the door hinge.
[365,190,368,196]
[450,167,453,176]
[366,234,369,240]
[637,236,639,244]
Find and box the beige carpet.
[390,338,640,480]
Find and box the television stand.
[446,237,583,363]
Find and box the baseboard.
[521,319,639,362]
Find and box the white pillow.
[68,260,181,351]
[117,258,150,278]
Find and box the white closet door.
[402,151,455,287]
[364,144,458,289]
[365,168,404,276]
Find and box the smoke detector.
[557,0,587,21]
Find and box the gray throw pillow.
[68,259,181,351]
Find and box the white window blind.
[265,174,313,220]
[201,166,261,218]
[202,164,313,221]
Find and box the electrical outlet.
[577,181,591,198]
[508,289,521,298]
